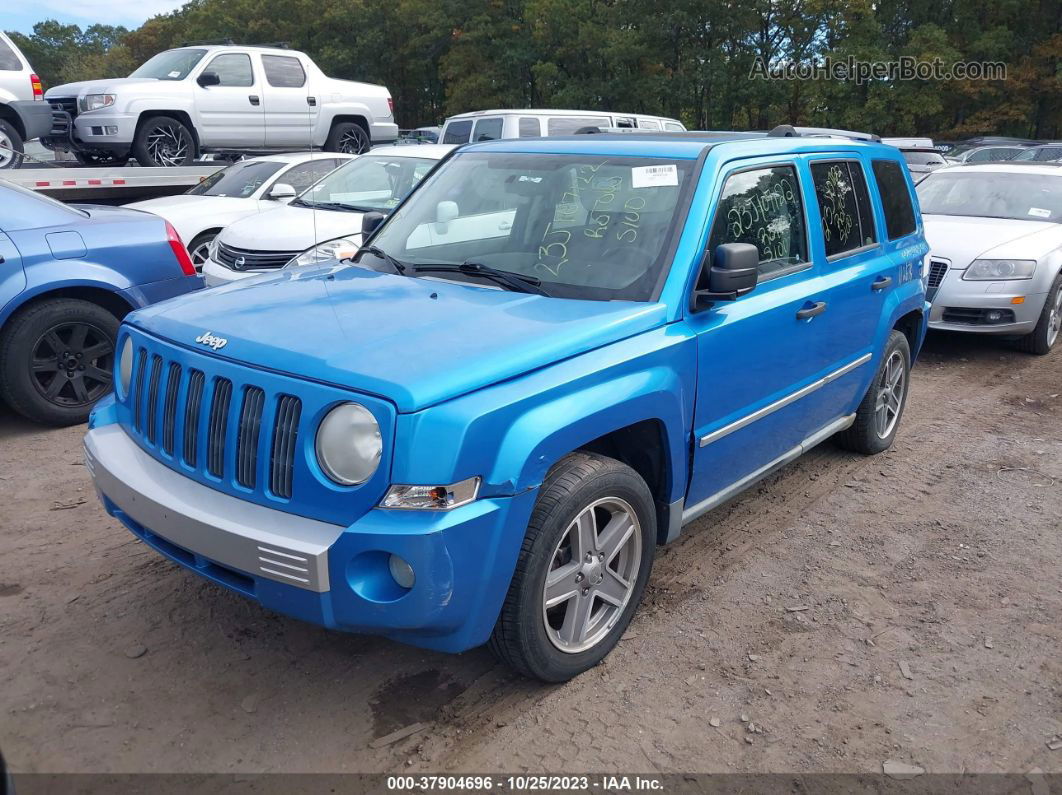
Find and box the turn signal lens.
[380,477,480,510]
[1011,296,1025,305]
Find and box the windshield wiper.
[295,200,361,213]
[411,261,549,296]
[357,245,409,274]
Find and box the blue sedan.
[0,180,203,425]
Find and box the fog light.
[388,554,415,589]
[104,126,118,136]
[986,310,1004,323]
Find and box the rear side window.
[262,55,306,88]
[638,119,661,130]
[472,117,503,142]
[811,161,877,258]
[547,116,609,136]
[0,36,22,71]
[204,53,253,87]
[664,122,685,132]
[518,117,540,137]
[871,160,916,240]
[442,120,472,144]
[708,164,808,278]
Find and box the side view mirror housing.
[434,200,459,234]
[196,71,221,88]
[692,242,759,311]
[361,211,386,237]
[267,182,297,200]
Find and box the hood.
[923,215,1059,268]
[46,78,159,97]
[218,204,364,252]
[127,264,666,411]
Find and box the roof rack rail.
[768,124,881,143]
[179,39,289,49]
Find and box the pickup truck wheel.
[0,120,25,169]
[326,122,370,154]
[0,298,118,426]
[836,330,911,455]
[1014,274,1061,356]
[133,116,197,167]
[488,452,656,682]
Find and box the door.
[685,160,839,512]
[260,54,316,148]
[193,52,264,148]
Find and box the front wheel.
[132,115,197,167]
[186,231,217,272]
[836,329,911,455]
[0,119,25,169]
[489,452,656,682]
[1015,274,1061,356]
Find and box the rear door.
[260,54,315,148]
[193,51,265,148]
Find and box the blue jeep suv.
[85,129,929,681]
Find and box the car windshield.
[129,48,207,80]
[366,152,694,301]
[188,160,285,198]
[917,171,1062,222]
[294,154,437,212]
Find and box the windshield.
[917,171,1062,222]
[367,152,694,301]
[295,154,437,212]
[188,160,285,198]
[129,48,206,80]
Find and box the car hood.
[46,78,161,97]
[127,264,666,412]
[217,204,365,252]
[923,215,1060,268]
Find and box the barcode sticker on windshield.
[1028,207,1051,218]
[632,164,678,188]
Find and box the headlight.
[380,477,481,510]
[315,402,381,485]
[117,336,133,399]
[963,259,1036,281]
[288,236,362,268]
[80,94,116,112]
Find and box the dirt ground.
[1,330,1060,777]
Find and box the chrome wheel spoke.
[572,507,597,560]
[544,562,580,608]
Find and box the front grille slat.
[133,349,148,433]
[236,387,265,489]
[270,395,301,499]
[162,363,182,455]
[207,378,233,478]
[183,370,205,467]
[146,355,163,445]
[215,242,301,272]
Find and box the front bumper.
[201,257,259,287]
[928,273,1045,335]
[41,108,136,153]
[8,100,53,141]
[85,421,537,652]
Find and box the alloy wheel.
[542,497,642,653]
[1047,288,1062,348]
[190,240,212,271]
[0,129,15,168]
[874,350,905,438]
[30,322,114,407]
[339,127,370,154]
[146,123,189,166]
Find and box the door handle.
[249,95,260,106]
[306,96,317,107]
[872,275,893,291]
[796,301,827,320]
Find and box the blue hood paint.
[127,264,668,412]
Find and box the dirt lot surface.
[1,331,1060,776]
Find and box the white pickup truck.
[41,43,398,166]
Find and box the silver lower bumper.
[84,424,345,592]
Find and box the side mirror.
[692,242,759,310]
[361,211,386,236]
[196,71,221,88]
[434,200,459,234]
[267,182,297,200]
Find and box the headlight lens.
[963,259,1036,281]
[288,236,362,268]
[80,94,116,112]
[315,403,381,485]
[117,336,133,399]
[380,477,481,510]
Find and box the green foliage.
[6,0,1059,137]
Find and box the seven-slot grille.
[129,347,301,500]
[214,242,301,272]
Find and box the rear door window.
[442,120,473,144]
[282,159,340,193]
[472,117,503,142]
[871,160,917,240]
[638,119,661,130]
[810,160,877,258]
[546,116,610,136]
[261,55,306,88]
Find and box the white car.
[202,144,453,286]
[440,109,685,144]
[917,162,1062,354]
[126,152,354,268]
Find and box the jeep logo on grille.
[195,331,228,351]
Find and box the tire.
[836,330,911,455]
[1015,274,1062,356]
[325,121,371,154]
[132,115,197,167]
[0,298,119,426]
[74,151,125,166]
[0,119,25,169]
[488,452,656,682]
[186,231,217,273]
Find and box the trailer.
[3,164,224,203]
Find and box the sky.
[3,0,186,35]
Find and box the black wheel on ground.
[325,121,370,154]
[74,151,126,166]
[0,119,25,169]
[132,115,197,167]
[488,452,656,682]
[1014,273,1062,356]
[0,298,119,426]
[186,231,217,273]
[836,329,911,455]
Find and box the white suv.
[440,109,686,144]
[0,31,52,169]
